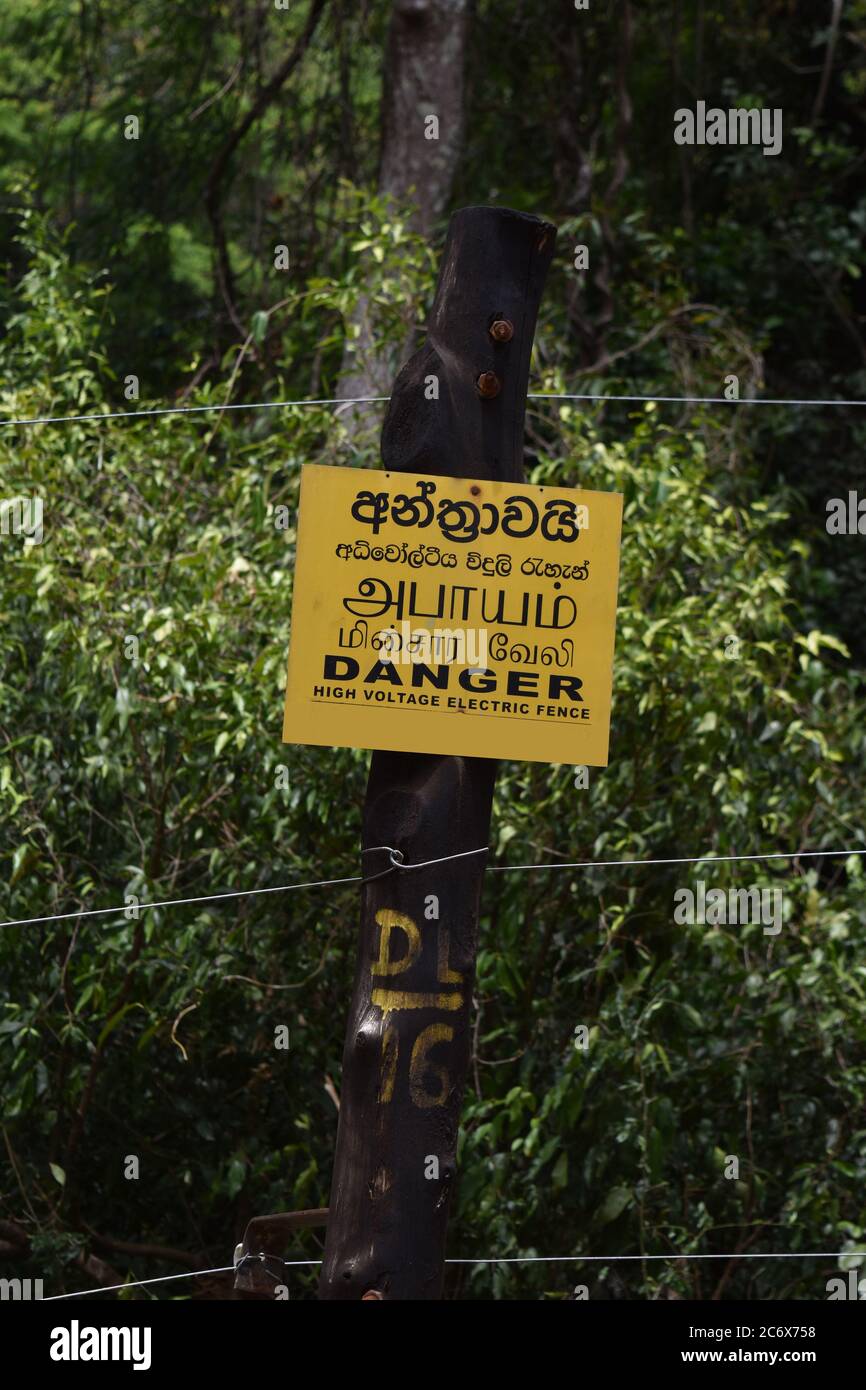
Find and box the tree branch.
[812,0,844,123]
[203,0,328,337]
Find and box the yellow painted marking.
[372,989,462,1014]
[378,1023,397,1104]
[373,908,421,977]
[410,1023,455,1108]
[437,923,462,984]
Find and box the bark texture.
[320,205,556,1301]
[337,0,471,431]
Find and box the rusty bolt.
[475,371,501,399]
[362,1289,384,1301]
[489,318,514,343]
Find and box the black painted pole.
[319,207,557,1300]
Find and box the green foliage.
[1,0,865,1301]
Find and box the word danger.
[318,654,586,704]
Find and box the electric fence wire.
[2,390,865,430]
[2,845,864,931]
[43,1249,866,1300]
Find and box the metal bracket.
[232,1208,328,1298]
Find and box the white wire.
[42,1264,237,1300]
[0,871,367,929]
[446,1251,866,1263]
[3,846,862,932]
[385,845,485,870]
[0,396,389,429]
[531,393,866,407]
[390,846,866,873]
[44,1249,866,1299]
[487,847,866,874]
[2,390,863,429]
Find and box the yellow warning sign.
[282,465,623,766]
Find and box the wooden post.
[319,206,557,1301]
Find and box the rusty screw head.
[362,1289,384,1301]
[489,318,514,343]
[475,371,501,399]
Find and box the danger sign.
[282,464,623,766]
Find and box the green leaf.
[596,1186,632,1225]
[96,1002,143,1049]
[250,310,269,344]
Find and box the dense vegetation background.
[1,0,865,1299]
